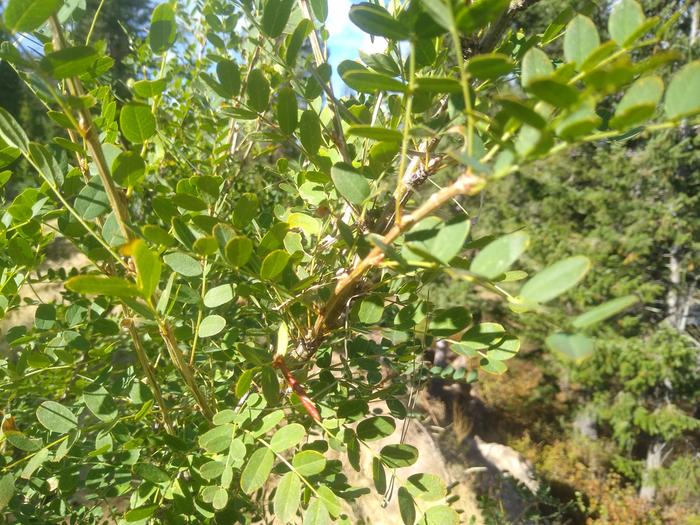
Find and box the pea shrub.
[0,0,698,523]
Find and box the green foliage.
[0,0,695,522]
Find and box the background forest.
[0,0,699,524]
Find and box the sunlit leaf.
[520,256,591,304]
[572,295,638,329]
[150,3,176,53]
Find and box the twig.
[124,319,175,434]
[308,171,484,352]
[49,15,132,242]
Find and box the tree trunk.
[639,440,665,501]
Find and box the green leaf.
[277,86,298,135]
[546,333,595,361]
[303,498,331,525]
[0,144,20,168]
[521,48,554,89]
[610,76,663,129]
[270,423,306,452]
[34,304,56,330]
[479,357,507,375]
[240,447,275,494]
[372,456,387,492]
[286,19,313,66]
[664,61,700,120]
[357,416,396,441]
[299,110,322,154]
[204,284,235,308]
[555,100,601,140]
[331,162,370,205]
[199,315,226,338]
[341,70,407,93]
[362,51,401,76]
[317,485,341,517]
[292,450,326,476]
[527,78,579,107]
[224,236,253,268]
[134,463,170,484]
[380,444,419,468]
[5,432,42,452]
[65,275,141,298]
[74,175,109,219]
[418,0,453,31]
[199,424,234,453]
[29,142,63,186]
[274,471,302,522]
[288,212,321,237]
[405,473,447,502]
[36,401,78,434]
[262,0,294,38]
[572,295,638,329]
[20,447,49,479]
[455,0,509,35]
[112,151,145,186]
[466,53,514,79]
[347,125,402,142]
[247,69,270,112]
[233,192,260,227]
[453,323,520,361]
[212,487,228,510]
[470,231,529,279]
[428,307,471,336]
[199,460,224,481]
[608,0,645,45]
[235,369,254,398]
[150,3,177,53]
[417,505,460,525]
[398,486,416,525]
[355,295,384,324]
[217,59,241,98]
[564,15,600,68]
[125,504,158,522]
[163,252,202,277]
[520,255,591,304]
[260,366,279,405]
[349,2,410,40]
[131,240,161,299]
[541,6,574,44]
[133,78,167,98]
[40,46,98,79]
[4,0,62,32]
[0,107,29,154]
[309,0,327,22]
[260,250,291,280]
[0,474,15,511]
[120,103,156,144]
[83,385,118,422]
[212,409,235,426]
[413,77,462,94]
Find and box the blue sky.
[326,0,387,93]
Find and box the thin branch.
[49,15,132,243]
[308,171,484,353]
[125,319,175,434]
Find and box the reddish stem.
[273,356,321,422]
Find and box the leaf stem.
[448,18,475,155]
[395,40,417,225]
